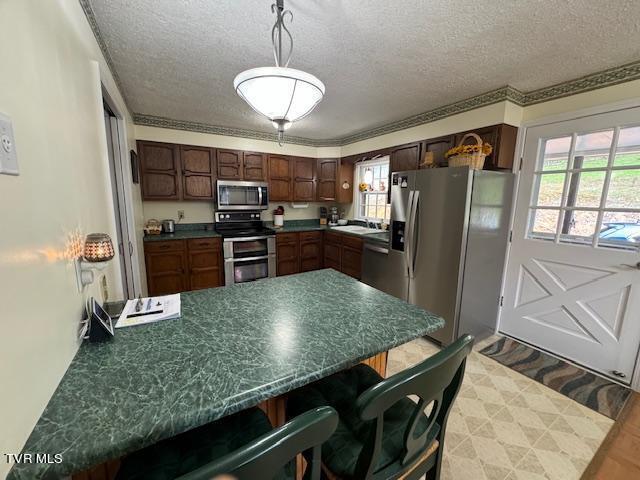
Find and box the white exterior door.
[501,107,640,384]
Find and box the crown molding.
[133,114,327,147]
[80,2,640,148]
[79,0,133,113]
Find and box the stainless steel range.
[215,211,276,286]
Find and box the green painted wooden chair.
[116,406,338,480]
[287,334,474,480]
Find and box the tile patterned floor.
[387,336,613,480]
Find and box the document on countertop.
[115,294,181,328]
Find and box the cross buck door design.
[501,107,640,383]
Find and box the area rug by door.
[480,337,631,419]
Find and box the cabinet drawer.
[276,232,298,244]
[145,240,185,253]
[341,235,363,250]
[189,250,221,269]
[187,237,220,251]
[324,231,342,245]
[299,230,322,241]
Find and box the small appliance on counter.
[273,205,285,228]
[328,206,339,226]
[162,219,175,233]
[319,206,328,225]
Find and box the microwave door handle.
[258,186,263,206]
[404,190,415,275]
[408,191,419,279]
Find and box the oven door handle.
[223,235,275,242]
[225,255,271,263]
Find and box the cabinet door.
[390,142,422,173]
[243,152,267,181]
[276,233,299,276]
[323,242,341,271]
[138,141,181,200]
[145,250,187,295]
[317,158,338,201]
[422,136,454,168]
[455,124,518,170]
[293,157,316,202]
[341,245,363,279]
[299,240,322,272]
[181,145,216,200]
[187,238,222,290]
[269,155,293,202]
[217,149,243,179]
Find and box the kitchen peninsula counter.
[9,269,443,479]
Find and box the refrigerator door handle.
[404,190,415,275]
[408,190,419,278]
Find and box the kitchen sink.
[330,225,381,235]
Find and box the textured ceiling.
[87,0,640,141]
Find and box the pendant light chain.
[271,0,293,68]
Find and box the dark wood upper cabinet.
[293,157,316,202]
[453,124,517,170]
[217,149,243,179]
[317,158,338,201]
[180,145,216,200]
[243,152,267,181]
[390,142,422,173]
[268,154,293,202]
[138,141,181,200]
[422,136,454,168]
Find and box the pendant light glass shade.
[234,67,325,126]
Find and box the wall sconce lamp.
[75,233,115,291]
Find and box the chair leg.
[425,444,444,480]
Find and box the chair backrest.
[176,406,338,480]
[354,334,474,479]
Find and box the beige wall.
[0,0,136,476]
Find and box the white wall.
[0,0,136,476]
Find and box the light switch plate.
[0,112,19,175]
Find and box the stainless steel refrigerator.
[362,166,514,345]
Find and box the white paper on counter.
[116,294,181,328]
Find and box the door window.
[528,125,640,249]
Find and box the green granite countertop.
[273,223,390,245]
[144,230,220,242]
[9,270,443,479]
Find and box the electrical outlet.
[0,112,19,175]
[177,210,185,220]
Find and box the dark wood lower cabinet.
[276,231,324,276]
[276,233,300,276]
[299,231,322,272]
[322,232,363,279]
[145,238,223,296]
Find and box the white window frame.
[353,156,390,222]
[528,123,640,250]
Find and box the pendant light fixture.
[233,0,325,145]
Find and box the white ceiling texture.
[87,0,640,143]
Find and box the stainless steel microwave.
[216,180,269,211]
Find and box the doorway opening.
[103,101,136,298]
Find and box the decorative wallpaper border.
[80,1,640,148]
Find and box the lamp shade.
[83,233,115,262]
[233,67,325,125]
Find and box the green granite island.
[8,269,444,479]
